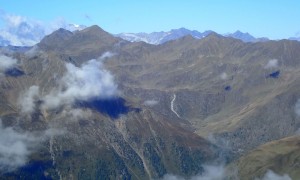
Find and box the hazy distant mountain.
[116,28,213,44]
[116,28,268,44]
[225,30,269,42]
[225,30,256,42]
[289,37,300,41]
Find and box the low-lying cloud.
[0,118,64,172]
[161,166,292,180]
[261,170,291,180]
[99,51,115,59]
[220,72,228,80]
[0,55,17,75]
[0,120,37,171]
[42,57,118,110]
[144,100,159,106]
[161,165,225,180]
[18,85,40,114]
[61,108,92,121]
[264,59,279,69]
[294,99,300,117]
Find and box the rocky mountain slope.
[231,136,300,179]
[1,25,300,179]
[0,26,226,179]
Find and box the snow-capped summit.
[66,24,87,32]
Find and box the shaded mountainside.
[1,25,300,179]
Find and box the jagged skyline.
[0,0,300,39]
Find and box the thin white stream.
[171,94,180,118]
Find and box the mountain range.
[1,25,300,179]
[116,28,270,44]
[1,22,300,47]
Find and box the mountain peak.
[204,31,223,39]
[39,25,120,60]
[48,28,73,37]
[81,25,104,33]
[227,30,256,42]
[78,25,121,41]
[38,28,73,49]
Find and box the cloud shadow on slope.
[76,97,140,119]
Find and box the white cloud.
[220,72,228,80]
[25,45,41,58]
[192,165,225,180]
[144,100,159,106]
[18,86,40,114]
[0,12,86,46]
[0,14,46,46]
[0,55,17,74]
[99,51,115,59]
[161,167,291,180]
[294,99,300,116]
[161,165,225,180]
[0,119,38,171]
[0,118,64,172]
[161,174,184,180]
[264,59,278,69]
[61,108,92,121]
[42,55,118,110]
[261,170,291,180]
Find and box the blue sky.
[0,0,299,39]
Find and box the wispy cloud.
[144,100,159,106]
[161,167,291,180]
[161,165,226,180]
[61,108,92,121]
[0,55,17,75]
[220,72,228,80]
[0,119,63,172]
[0,119,37,171]
[264,59,279,69]
[262,170,291,180]
[0,12,85,46]
[18,86,40,114]
[294,99,300,116]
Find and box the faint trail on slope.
[171,94,180,118]
[115,119,151,179]
[49,136,63,180]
